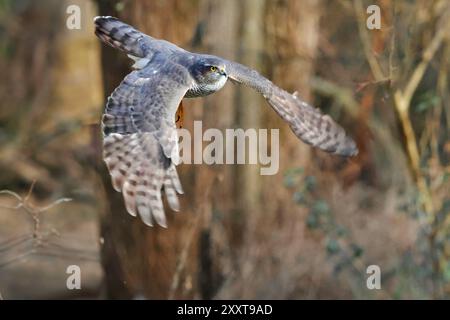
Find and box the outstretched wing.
[225,61,358,157]
[102,58,192,227]
[94,16,183,59]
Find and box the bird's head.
[191,56,227,85]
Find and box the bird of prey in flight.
[94,16,358,228]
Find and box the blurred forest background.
[0,0,449,299]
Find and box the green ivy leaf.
[351,244,364,258]
[414,91,440,113]
[293,191,306,205]
[304,175,317,192]
[326,238,340,255]
[312,200,329,215]
[306,213,319,229]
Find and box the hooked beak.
[220,67,227,76]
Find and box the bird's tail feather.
[103,133,183,228]
[94,16,149,58]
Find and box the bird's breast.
[185,76,228,98]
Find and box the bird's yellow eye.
[210,66,217,72]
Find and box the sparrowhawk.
[94,16,358,228]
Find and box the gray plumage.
[95,16,358,227]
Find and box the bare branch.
[24,180,36,203]
[36,198,72,213]
[353,0,386,81]
[0,190,23,201]
[401,8,450,109]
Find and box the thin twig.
[0,249,36,268]
[0,234,33,253]
[353,0,386,81]
[37,198,72,213]
[24,180,36,203]
[0,181,78,268]
[402,10,450,109]
[0,190,22,201]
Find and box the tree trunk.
[96,0,320,299]
[96,0,202,299]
